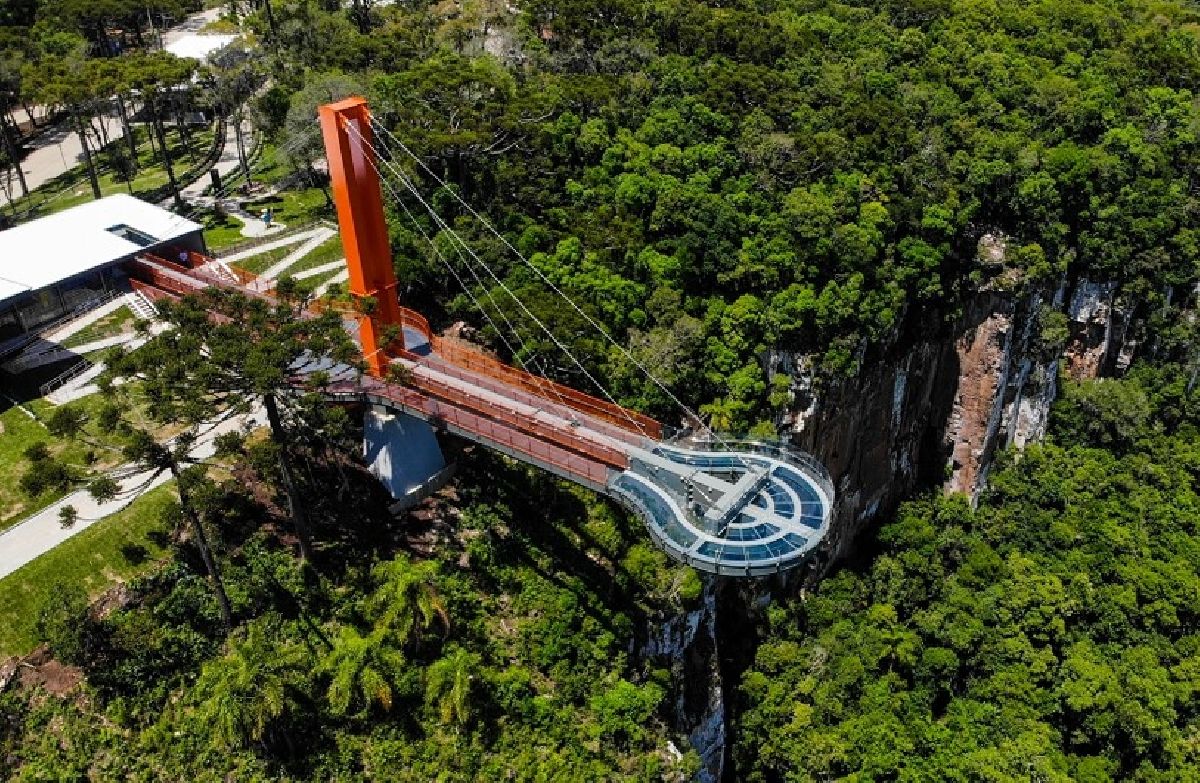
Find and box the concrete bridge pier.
[363,405,453,512]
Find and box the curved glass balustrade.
[609,439,834,576]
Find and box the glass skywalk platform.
[607,440,834,577]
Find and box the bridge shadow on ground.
[439,441,644,637]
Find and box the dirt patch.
[91,582,135,621]
[1,645,83,698]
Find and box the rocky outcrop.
[681,261,1140,775]
[775,333,956,564]
[639,579,725,782]
[1064,280,1118,380]
[774,268,1132,568]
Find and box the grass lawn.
[247,140,300,186]
[235,235,344,277]
[286,236,344,275]
[198,207,247,251]
[297,266,347,295]
[60,305,136,349]
[0,482,176,658]
[243,186,332,227]
[0,390,177,532]
[234,243,294,275]
[0,399,113,532]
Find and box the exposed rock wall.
[774,333,956,564]
[639,579,725,782]
[674,271,1133,777]
[775,273,1124,568]
[1064,280,1118,380]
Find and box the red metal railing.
[396,306,433,343]
[331,378,615,487]
[127,259,205,297]
[130,278,181,303]
[125,256,646,483]
[140,252,195,277]
[391,355,628,471]
[409,349,647,448]
[427,334,662,440]
[186,250,212,269]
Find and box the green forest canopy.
[733,363,1200,780]
[1,0,1199,780]
[254,0,1199,429]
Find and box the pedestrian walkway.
[0,115,125,207]
[182,115,254,200]
[258,225,338,283]
[0,406,265,581]
[41,295,129,343]
[220,226,320,264]
[312,268,349,299]
[290,258,345,280]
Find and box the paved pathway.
[41,296,130,343]
[312,268,350,299]
[0,6,230,208]
[291,259,346,280]
[182,115,254,200]
[1,115,126,207]
[0,406,265,581]
[162,7,223,45]
[220,227,319,264]
[258,225,337,283]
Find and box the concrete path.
[312,268,349,299]
[0,7,230,207]
[182,115,253,199]
[259,225,337,282]
[46,321,171,405]
[4,332,136,374]
[162,7,224,45]
[41,296,130,344]
[0,406,265,581]
[220,227,319,264]
[1,115,126,207]
[291,259,346,280]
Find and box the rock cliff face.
[639,579,725,782]
[668,261,1136,778]
[773,271,1130,568]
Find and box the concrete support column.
[363,405,448,507]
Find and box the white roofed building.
[164,33,238,63]
[0,195,203,343]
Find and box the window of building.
[106,224,158,247]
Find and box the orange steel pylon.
[318,97,401,376]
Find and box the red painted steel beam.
[318,97,402,377]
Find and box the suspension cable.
[369,118,720,443]
[364,151,590,425]
[345,119,650,439]
[357,141,520,358]
[363,132,582,415]
[347,121,616,432]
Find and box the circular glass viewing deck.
[608,441,834,577]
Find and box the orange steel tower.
[318,97,401,376]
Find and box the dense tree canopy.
[240,0,1200,431]
[2,0,1200,780]
[732,363,1200,780]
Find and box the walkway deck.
[125,253,835,576]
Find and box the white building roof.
[0,194,202,305]
[164,33,238,62]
